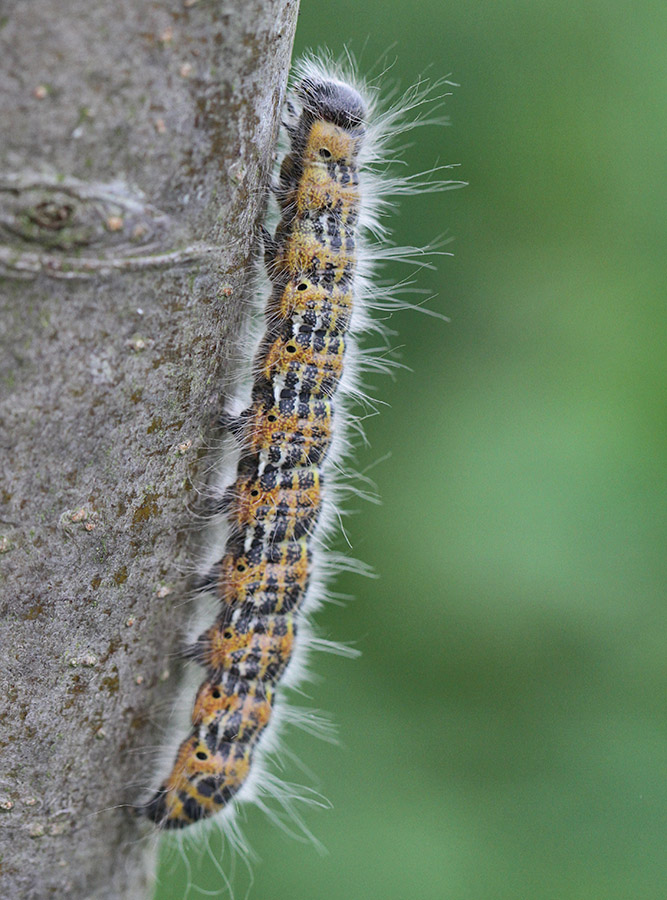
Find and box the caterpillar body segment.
[260,327,346,399]
[192,676,274,737]
[214,537,312,615]
[227,466,322,540]
[242,394,334,472]
[191,610,296,682]
[268,277,353,336]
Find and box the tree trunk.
[0,1,299,897]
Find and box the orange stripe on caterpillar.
[192,675,273,739]
[241,394,333,470]
[189,610,296,681]
[215,537,311,614]
[273,226,356,283]
[260,328,345,398]
[227,467,321,540]
[268,277,353,336]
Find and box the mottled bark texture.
[0,1,299,897]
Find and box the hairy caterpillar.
[138,53,458,844]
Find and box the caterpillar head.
[298,77,366,133]
[295,78,366,169]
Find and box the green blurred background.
[155,1,666,897]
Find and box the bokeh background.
[155,1,666,897]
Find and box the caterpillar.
[138,54,457,840]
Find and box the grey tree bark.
[0,1,299,897]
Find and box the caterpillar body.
[139,55,457,840]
